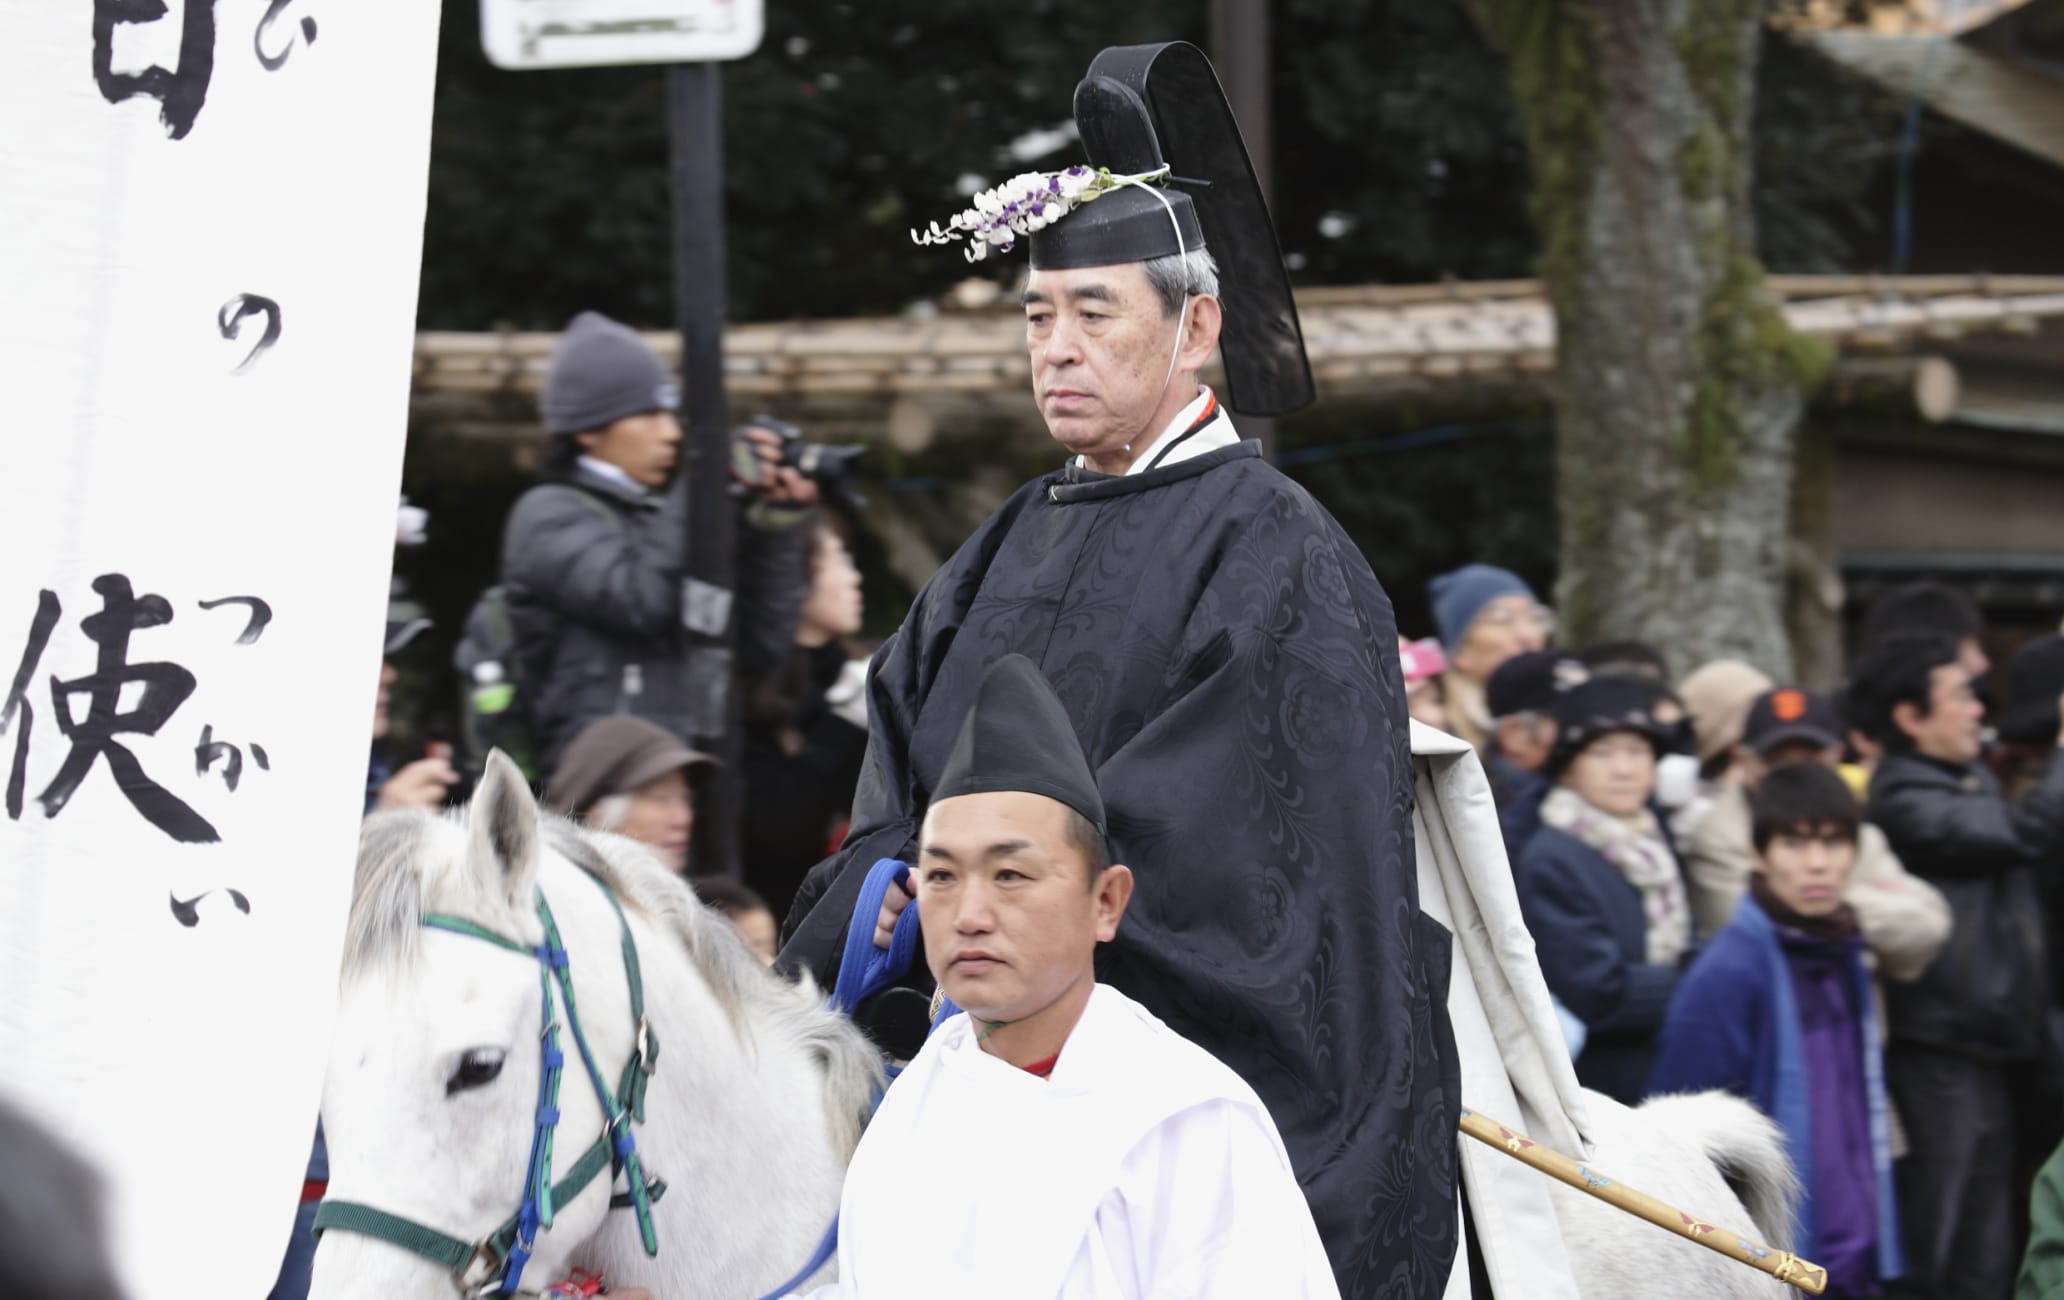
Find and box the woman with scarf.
[1647,762,1904,1299]
[1516,674,1690,1103]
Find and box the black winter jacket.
[501,462,809,771]
[1868,748,2064,1060]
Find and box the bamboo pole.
[1458,1107,1828,1296]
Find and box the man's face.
[1755,823,1856,918]
[1023,264,1213,469]
[578,410,682,489]
[1452,595,1551,682]
[916,790,1130,1026]
[1898,664,1985,764]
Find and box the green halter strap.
[314,868,664,1296]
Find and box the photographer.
[501,310,818,773]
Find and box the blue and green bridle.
[314,871,664,1297]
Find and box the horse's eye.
[446,1048,506,1096]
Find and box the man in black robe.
[779,43,1458,1298]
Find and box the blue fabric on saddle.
[829,859,922,1016]
[827,857,968,1032]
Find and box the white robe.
[794,984,1338,1300]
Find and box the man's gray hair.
[1141,248,1221,319]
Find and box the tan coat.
[1681,782,1952,982]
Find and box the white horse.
[309,754,881,1299]
[1544,1090,1800,1299]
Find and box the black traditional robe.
[781,441,1459,1298]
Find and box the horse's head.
[311,753,623,1299]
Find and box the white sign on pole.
[482,0,765,69]
[0,3,443,1297]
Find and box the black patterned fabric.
[780,441,1459,1298]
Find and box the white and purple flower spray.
[910,164,1172,262]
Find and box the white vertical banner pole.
[0,3,443,1295]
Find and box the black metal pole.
[1212,0,1278,459]
[668,61,741,877]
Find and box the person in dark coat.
[741,516,871,919]
[1516,674,1689,1103]
[1648,763,1905,1299]
[779,44,1457,1298]
[500,310,817,771]
[1848,631,2064,1300]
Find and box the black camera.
[733,415,867,507]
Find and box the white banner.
[0,3,442,1296]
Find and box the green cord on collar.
[975,1017,1014,1043]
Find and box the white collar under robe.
[1069,386,1241,478]
[792,983,1339,1300]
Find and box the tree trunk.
[1785,416,1845,688]
[1464,0,1827,678]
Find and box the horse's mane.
[346,808,882,1162]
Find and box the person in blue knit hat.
[1428,564,1551,753]
[496,310,819,773]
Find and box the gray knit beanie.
[540,311,680,435]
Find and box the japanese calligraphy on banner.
[0,4,442,1296]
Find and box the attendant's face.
[1755,823,1856,918]
[592,769,696,872]
[579,410,682,488]
[1895,664,1984,765]
[1023,263,1220,466]
[1561,731,1658,818]
[916,791,1131,1025]
[1453,596,1551,682]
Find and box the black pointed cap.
[933,655,1104,831]
[1027,42,1314,417]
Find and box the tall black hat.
[933,655,1105,833]
[1028,42,1313,418]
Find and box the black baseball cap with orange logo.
[1742,686,1844,755]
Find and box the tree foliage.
[415,0,1900,331]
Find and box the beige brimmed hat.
[1677,659,1776,765]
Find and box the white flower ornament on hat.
[911,164,1172,263]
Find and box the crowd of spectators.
[1426,562,2064,1300]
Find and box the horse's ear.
[467,750,539,906]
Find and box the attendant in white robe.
[795,655,1337,1300]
